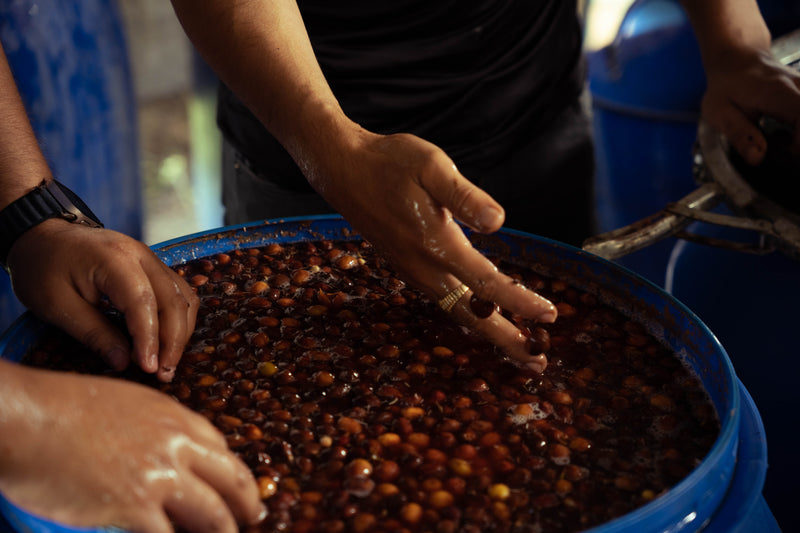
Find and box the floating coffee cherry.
[23,238,720,533]
[526,326,551,354]
[469,294,498,318]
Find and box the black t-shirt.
[217,0,585,188]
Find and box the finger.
[722,72,800,161]
[455,290,548,371]
[419,158,505,233]
[189,448,265,527]
[120,506,173,533]
[457,258,557,323]
[163,473,239,533]
[37,291,133,371]
[435,277,549,371]
[410,160,554,319]
[704,98,767,166]
[142,260,199,382]
[429,221,557,322]
[172,403,230,450]
[752,73,800,130]
[95,264,162,375]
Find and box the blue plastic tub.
[666,215,798,532]
[0,217,778,532]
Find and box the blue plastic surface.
[704,384,779,533]
[588,0,706,116]
[0,216,765,533]
[587,0,705,286]
[666,214,798,532]
[0,0,140,333]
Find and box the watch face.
[44,180,103,228]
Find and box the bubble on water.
[507,402,550,425]
[550,455,570,466]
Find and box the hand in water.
[7,219,199,382]
[311,130,557,372]
[0,361,265,532]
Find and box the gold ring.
[437,283,469,313]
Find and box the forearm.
[679,0,771,65]
[0,360,50,482]
[0,42,52,208]
[170,0,358,186]
[680,0,800,166]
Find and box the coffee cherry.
[526,326,551,354]
[25,238,720,533]
[469,295,498,319]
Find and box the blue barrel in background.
[0,0,140,333]
[587,0,800,287]
[665,215,799,533]
[587,0,705,287]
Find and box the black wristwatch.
[0,179,104,270]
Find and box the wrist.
[680,0,771,65]
[0,179,103,271]
[287,101,376,194]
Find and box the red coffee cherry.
[526,326,551,354]
[26,238,721,533]
[469,295,498,319]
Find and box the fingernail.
[538,303,558,323]
[141,352,159,373]
[107,346,129,370]
[159,366,176,382]
[254,504,268,524]
[525,360,546,374]
[478,206,503,232]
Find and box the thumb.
[703,98,768,166]
[421,159,505,233]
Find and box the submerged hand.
[6,220,199,382]
[0,362,265,532]
[314,130,557,372]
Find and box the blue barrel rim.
[0,216,743,533]
[478,227,742,532]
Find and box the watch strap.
[0,180,103,269]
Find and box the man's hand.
[0,361,265,532]
[6,219,199,382]
[170,0,556,371]
[680,0,800,165]
[701,46,800,165]
[314,129,557,372]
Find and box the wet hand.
[0,363,265,532]
[315,131,557,372]
[6,219,199,382]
